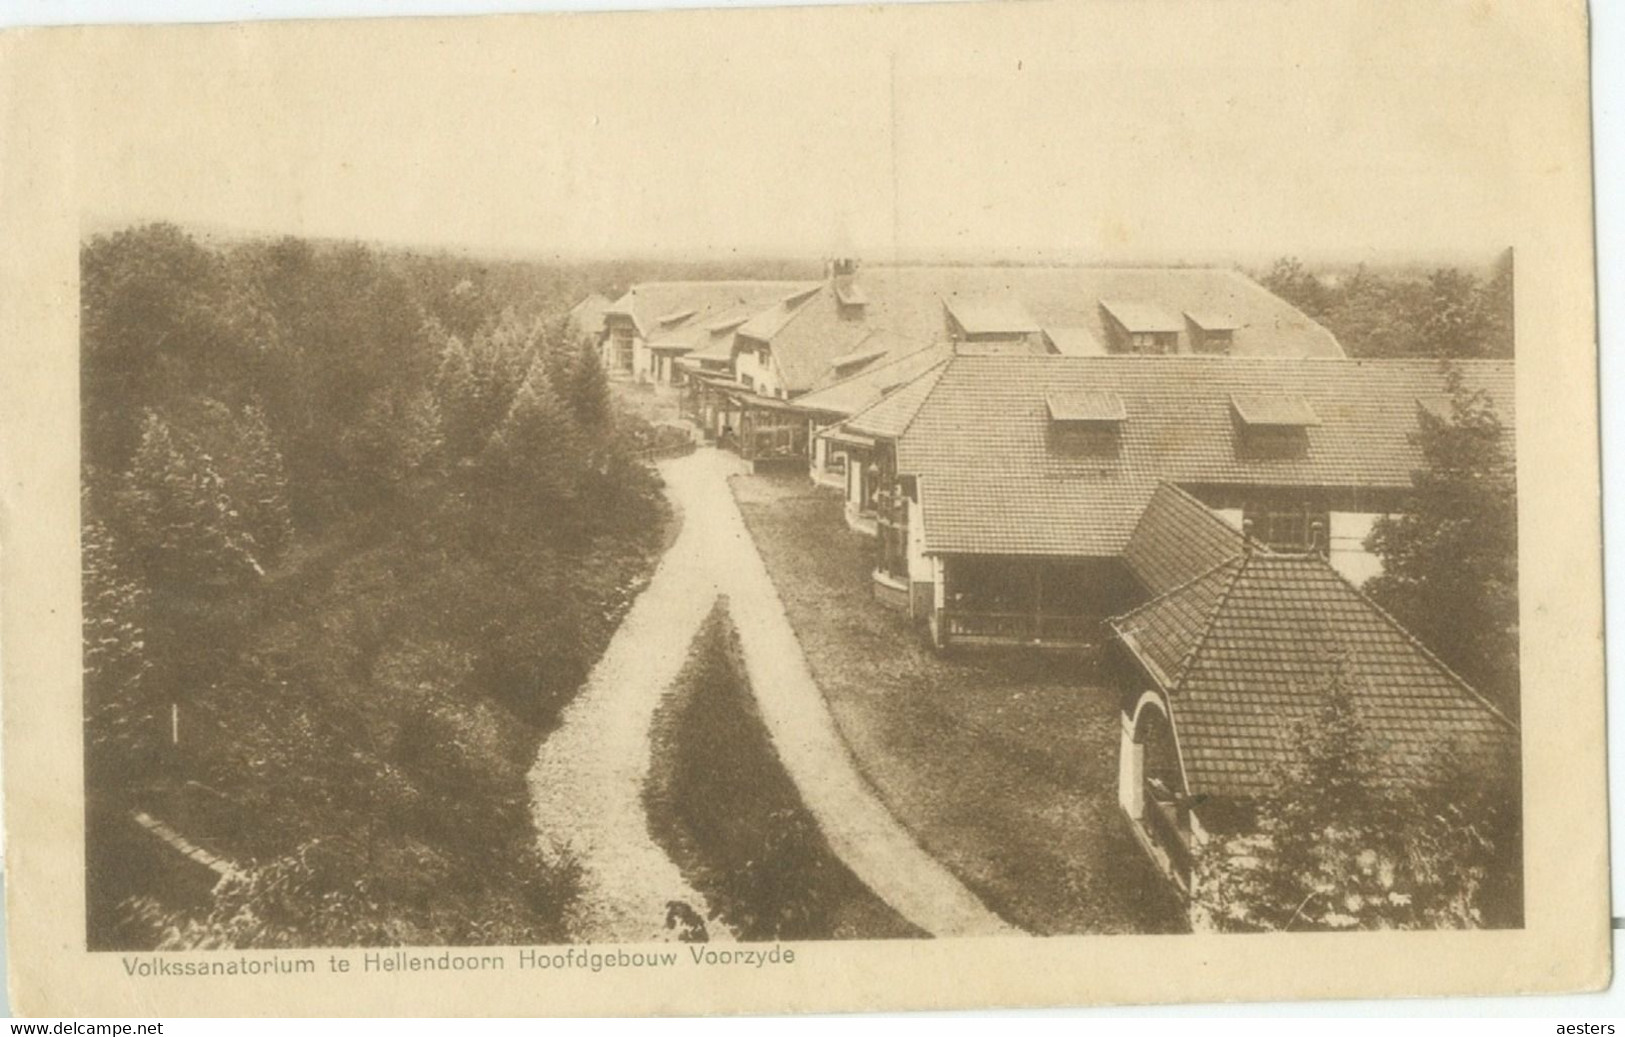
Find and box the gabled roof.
[736,287,824,344]
[789,341,953,420]
[604,281,810,339]
[1109,551,1517,799]
[732,284,885,394]
[568,293,612,336]
[844,360,950,439]
[1099,299,1184,334]
[894,355,1513,557]
[1123,482,1253,598]
[944,296,1041,336]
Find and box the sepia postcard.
[0,0,1608,1017]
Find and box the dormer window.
[1046,391,1126,457]
[944,296,1041,344]
[830,345,887,378]
[1184,311,1241,354]
[1232,393,1318,460]
[1099,300,1181,354]
[656,308,697,328]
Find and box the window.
[1237,426,1310,460]
[1243,500,1330,551]
[1125,331,1177,354]
[1051,424,1121,458]
[1193,328,1233,354]
[611,327,634,370]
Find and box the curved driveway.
[529,448,1016,942]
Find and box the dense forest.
[1256,249,1515,360]
[81,224,714,948]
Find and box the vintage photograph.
[76,24,1524,950]
[0,0,1604,1014]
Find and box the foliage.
[1257,252,1514,359]
[642,601,919,941]
[1192,665,1521,932]
[81,223,675,950]
[1365,371,1520,715]
[82,514,158,788]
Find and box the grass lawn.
[731,472,1188,936]
[610,380,685,427]
[645,600,923,942]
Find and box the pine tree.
[122,409,263,587]
[482,357,584,510]
[82,513,159,784]
[1365,371,1519,714]
[563,337,613,432]
[236,404,294,561]
[434,333,483,459]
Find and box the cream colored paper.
[0,0,1606,1016]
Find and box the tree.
[559,333,613,433]
[1411,268,1491,358]
[1258,256,1330,321]
[339,388,445,494]
[233,404,294,560]
[120,409,266,588]
[1365,371,1519,714]
[82,514,159,786]
[1193,664,1519,932]
[481,357,585,511]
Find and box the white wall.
[906,496,928,581]
[734,347,781,397]
[1329,511,1386,587]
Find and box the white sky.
[63,0,1566,264]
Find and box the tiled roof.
[849,265,1343,359]
[844,361,950,440]
[789,342,953,419]
[1123,482,1253,597]
[894,355,1513,556]
[1109,552,1517,799]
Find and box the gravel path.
[529,447,1015,942]
[527,451,729,944]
